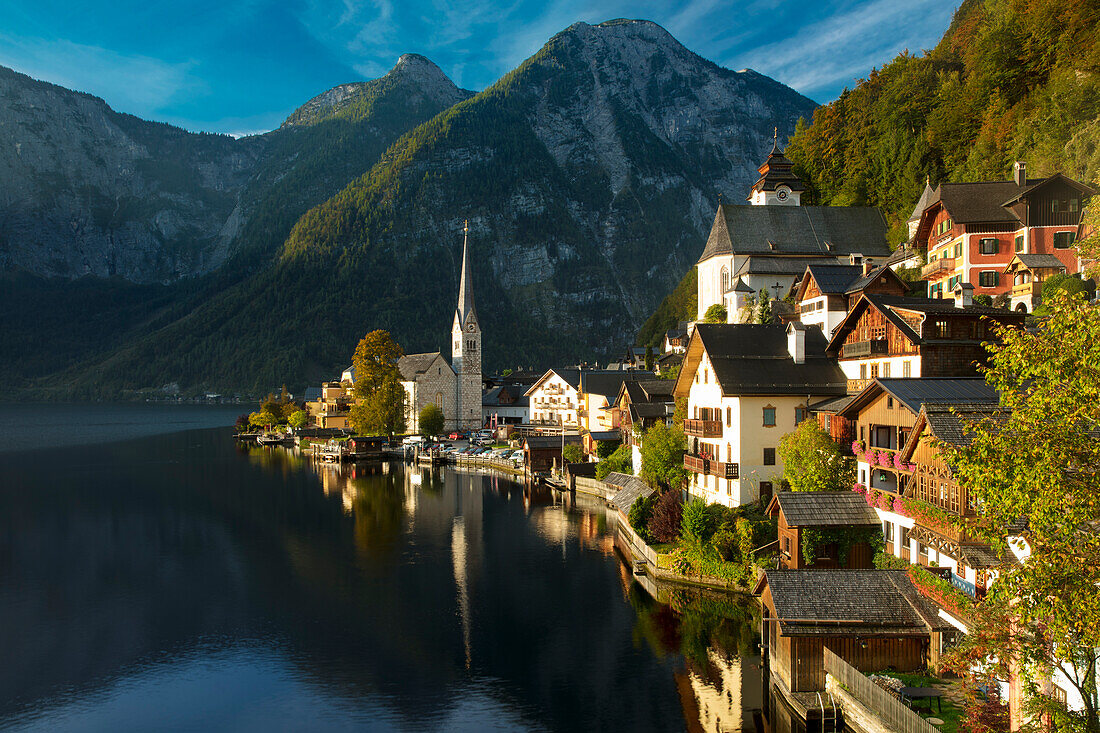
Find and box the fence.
[823,648,938,733]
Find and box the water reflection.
[0,426,774,732]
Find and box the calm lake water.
[0,416,788,732]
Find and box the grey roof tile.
[699,205,890,262]
[775,491,880,527]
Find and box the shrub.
[681,499,723,546]
[562,443,585,464]
[628,494,657,543]
[595,443,632,479]
[595,439,621,460]
[648,490,683,543]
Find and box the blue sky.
[0,0,955,136]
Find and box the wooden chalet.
[826,293,1024,393]
[767,491,880,570]
[895,402,1012,599]
[1003,253,1067,313]
[755,570,952,693]
[611,379,675,446]
[795,260,907,339]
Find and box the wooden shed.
[755,569,951,693]
[523,434,582,473]
[767,491,881,570]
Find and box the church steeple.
[748,129,804,206]
[455,219,477,327]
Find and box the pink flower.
[852,482,865,494]
[851,440,863,454]
[877,451,891,467]
[893,453,904,469]
[893,496,906,515]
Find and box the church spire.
[456,219,476,325]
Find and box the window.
[1054,231,1076,249]
[929,319,949,338]
[762,407,776,426]
[703,369,708,383]
[860,363,867,379]
[903,360,911,378]
[919,543,929,558]
[726,406,731,426]
[882,362,890,378]
[887,396,894,409]
[784,536,791,555]
[870,363,879,378]
[883,521,894,542]
[954,242,963,258]
[979,271,999,288]
[795,407,807,423]
[1052,199,1060,213]
[1070,198,1079,213]
[1015,234,1024,253]
[763,448,776,465]
[979,238,999,255]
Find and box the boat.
[257,433,294,446]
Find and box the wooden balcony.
[847,378,871,394]
[1011,281,1041,298]
[921,258,955,280]
[684,454,739,478]
[684,418,722,437]
[841,339,888,359]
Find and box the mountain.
[785,0,1100,240]
[3,20,816,398]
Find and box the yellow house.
[673,323,847,507]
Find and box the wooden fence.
[824,648,938,733]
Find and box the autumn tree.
[704,303,727,323]
[941,293,1100,731]
[778,419,854,492]
[640,422,687,490]
[349,372,406,436]
[351,330,404,399]
[418,403,445,437]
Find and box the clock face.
[467,323,475,332]
[776,188,789,202]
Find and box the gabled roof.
[676,324,847,398]
[758,570,951,636]
[908,181,937,223]
[837,378,998,420]
[606,472,653,513]
[801,264,862,295]
[482,385,530,408]
[303,387,322,401]
[902,402,1008,458]
[1000,172,1096,207]
[525,434,582,449]
[734,256,839,277]
[398,352,450,380]
[698,205,890,262]
[579,370,655,400]
[750,139,806,195]
[1004,253,1066,273]
[768,491,880,527]
[524,368,582,396]
[588,431,620,441]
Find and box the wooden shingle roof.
[770,491,880,527]
[760,570,951,636]
[606,473,653,513]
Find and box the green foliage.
[777,419,855,491]
[939,293,1100,730]
[288,410,309,429]
[756,289,773,324]
[637,267,697,347]
[595,438,621,460]
[562,443,585,464]
[703,303,727,323]
[628,494,657,543]
[670,501,776,586]
[249,410,280,429]
[873,550,910,570]
[352,330,404,399]
[680,499,723,546]
[418,403,445,436]
[639,422,687,489]
[800,525,884,566]
[349,372,406,436]
[786,0,1100,240]
[595,443,632,479]
[1041,272,1091,301]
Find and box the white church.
[399,221,484,433]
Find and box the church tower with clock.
[747,129,804,206]
[451,221,483,430]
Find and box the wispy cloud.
[0,34,201,118]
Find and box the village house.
[767,491,881,570]
[794,260,908,339]
[610,379,675,446]
[910,163,1094,306]
[578,370,654,434]
[481,384,529,427]
[696,140,891,322]
[1002,253,1068,313]
[826,289,1025,393]
[674,323,847,507]
[525,369,582,427]
[662,322,690,354]
[755,569,952,693]
[306,380,354,429]
[837,377,997,493]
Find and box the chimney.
[787,323,806,364]
[953,282,974,308]
[862,257,875,277]
[1013,161,1026,187]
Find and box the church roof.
[398,352,450,380]
[907,180,937,223]
[750,139,806,195]
[698,205,889,263]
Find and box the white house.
[525,369,582,427]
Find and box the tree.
[596,443,632,479]
[596,438,621,460]
[756,289,773,324]
[681,498,724,547]
[940,293,1100,731]
[704,303,727,323]
[288,410,309,429]
[648,490,683,543]
[351,330,404,399]
[562,443,585,464]
[777,419,855,492]
[640,422,687,490]
[628,494,657,543]
[644,345,654,371]
[418,403,445,436]
[349,372,406,436]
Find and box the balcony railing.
[841,339,888,358]
[921,257,956,280]
[847,378,871,393]
[684,454,739,479]
[684,418,722,437]
[1011,281,1041,298]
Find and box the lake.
[0,413,788,732]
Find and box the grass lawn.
[650,542,679,554]
[877,672,963,733]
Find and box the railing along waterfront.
[824,648,938,733]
